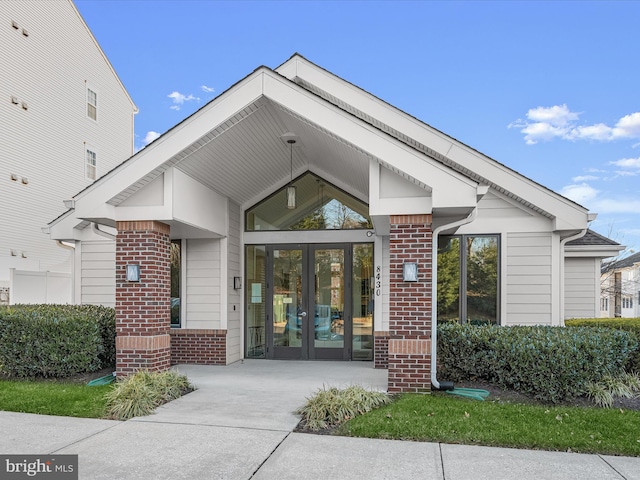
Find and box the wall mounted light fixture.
[233,276,242,290]
[403,262,418,282]
[126,264,141,282]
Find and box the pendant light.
[286,138,296,209]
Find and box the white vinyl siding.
[506,232,553,325]
[564,257,598,319]
[0,0,135,288]
[185,238,221,329]
[80,240,115,307]
[227,201,241,363]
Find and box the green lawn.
[336,393,640,457]
[0,379,110,418]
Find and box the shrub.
[0,304,115,377]
[104,370,194,420]
[566,318,640,373]
[438,323,638,403]
[296,385,391,431]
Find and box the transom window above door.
[245,172,372,231]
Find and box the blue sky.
[75,0,640,254]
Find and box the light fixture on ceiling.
[286,138,296,209]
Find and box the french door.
[268,244,351,360]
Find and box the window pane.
[170,240,181,327]
[246,246,266,358]
[466,236,498,325]
[352,244,373,360]
[86,149,96,180]
[87,89,97,120]
[246,172,372,231]
[437,237,460,322]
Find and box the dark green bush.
[438,323,638,403]
[566,318,640,373]
[0,305,116,378]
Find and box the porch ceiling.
[162,99,373,209]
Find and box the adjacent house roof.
[567,229,620,247]
[602,250,640,273]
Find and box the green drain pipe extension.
[446,388,490,401]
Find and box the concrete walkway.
[2,360,639,479]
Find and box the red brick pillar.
[115,221,171,377]
[388,214,433,393]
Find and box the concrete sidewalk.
[2,361,639,479]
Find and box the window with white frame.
[601,297,609,311]
[622,296,633,309]
[86,148,97,180]
[87,87,97,120]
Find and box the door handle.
[299,311,307,317]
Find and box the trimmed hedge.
[566,318,640,373]
[438,323,638,403]
[0,305,116,378]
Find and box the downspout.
[92,222,116,240]
[56,240,75,304]
[558,228,587,326]
[431,208,478,390]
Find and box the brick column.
[388,214,433,393]
[115,221,171,377]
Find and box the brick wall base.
[170,329,227,365]
[387,338,431,393]
[374,331,390,369]
[116,334,171,377]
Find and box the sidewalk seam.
[49,422,123,454]
[439,443,447,480]
[597,454,628,480]
[249,431,291,479]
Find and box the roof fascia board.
[72,70,266,212]
[263,72,479,208]
[279,55,588,230]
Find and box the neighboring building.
[47,54,621,392]
[0,0,137,303]
[601,251,640,318]
[565,229,624,319]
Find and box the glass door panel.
[310,246,350,360]
[272,248,304,358]
[352,244,373,360]
[312,248,345,352]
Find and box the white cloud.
[613,112,640,139]
[167,91,199,110]
[609,157,640,169]
[201,84,215,93]
[510,106,640,144]
[560,183,599,204]
[613,170,638,177]
[571,175,599,182]
[144,131,161,144]
[527,104,578,127]
[569,123,613,141]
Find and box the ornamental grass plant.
[104,370,194,420]
[296,385,391,431]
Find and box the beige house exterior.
[600,251,640,318]
[47,54,621,391]
[1,0,137,304]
